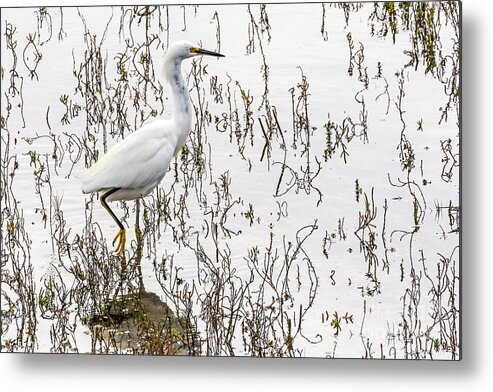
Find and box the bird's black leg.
[135,199,142,244]
[134,199,144,292]
[100,188,126,255]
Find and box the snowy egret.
[81,40,224,254]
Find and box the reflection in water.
[89,289,196,355]
[1,3,460,359]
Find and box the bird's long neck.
[164,57,193,138]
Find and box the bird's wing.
[81,119,177,194]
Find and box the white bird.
[80,40,224,254]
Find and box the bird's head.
[165,40,225,61]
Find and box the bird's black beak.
[195,48,225,58]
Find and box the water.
[1,3,460,358]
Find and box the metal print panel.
[0,1,461,359]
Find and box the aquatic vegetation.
[1,3,460,359]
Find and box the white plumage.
[81,119,177,202]
[80,40,224,254]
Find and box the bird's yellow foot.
[112,229,126,255]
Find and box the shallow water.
[1,3,460,358]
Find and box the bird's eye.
[190,47,199,53]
